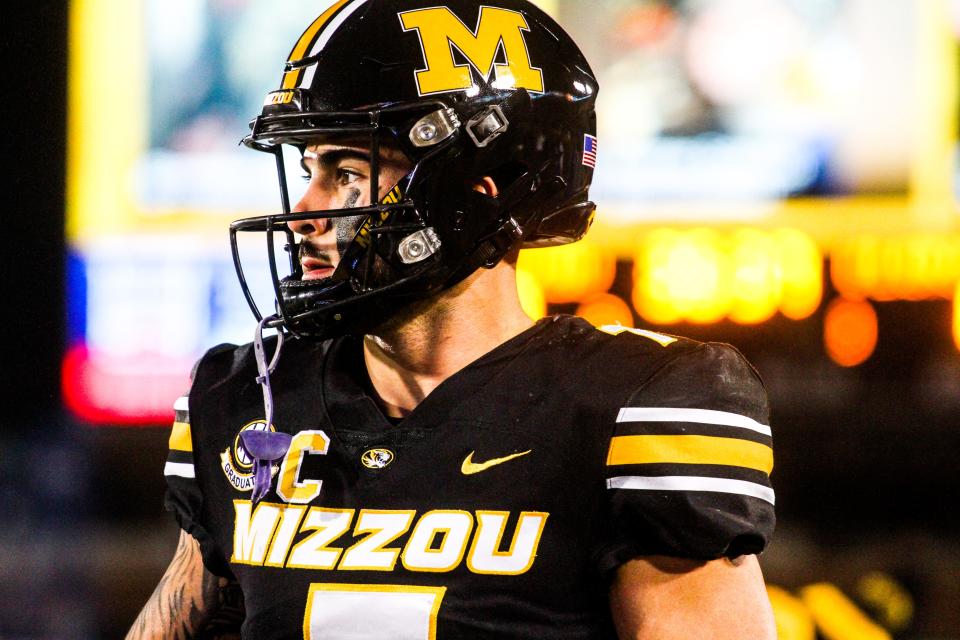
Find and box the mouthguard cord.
[254,315,285,429]
[249,315,286,504]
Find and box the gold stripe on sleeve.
[607,435,773,474]
[168,421,193,453]
[281,0,353,89]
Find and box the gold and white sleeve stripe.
[164,395,195,479]
[606,406,775,505]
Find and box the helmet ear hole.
[468,176,499,198]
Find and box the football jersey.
[164,315,775,639]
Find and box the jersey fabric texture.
[164,315,775,639]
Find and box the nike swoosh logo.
[461,450,532,475]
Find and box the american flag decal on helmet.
[582,134,597,168]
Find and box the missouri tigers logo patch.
[361,448,395,469]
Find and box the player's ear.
[469,176,499,198]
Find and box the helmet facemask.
[231,102,469,340]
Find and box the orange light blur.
[518,239,617,304]
[516,267,547,319]
[576,293,634,328]
[830,234,960,301]
[633,228,822,325]
[824,298,878,367]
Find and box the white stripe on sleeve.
[164,462,196,479]
[616,407,771,437]
[607,475,775,505]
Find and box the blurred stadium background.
[3,0,960,637]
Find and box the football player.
[129,0,776,638]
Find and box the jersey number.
[304,583,446,639]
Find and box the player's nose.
[288,182,334,236]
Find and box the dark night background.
[2,2,959,638]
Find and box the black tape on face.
[342,188,362,209]
[303,187,362,258]
[334,188,363,257]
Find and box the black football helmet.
[231,0,599,339]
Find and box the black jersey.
[164,316,775,639]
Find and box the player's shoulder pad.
[189,342,239,379]
[189,339,275,393]
[189,336,329,397]
[588,323,704,361]
[594,324,686,348]
[187,342,250,394]
[571,321,706,390]
[628,341,768,424]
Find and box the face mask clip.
[398,228,442,264]
[409,108,461,147]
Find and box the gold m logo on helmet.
[399,6,544,96]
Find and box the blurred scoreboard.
[66,0,960,424]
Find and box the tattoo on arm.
[127,530,244,640]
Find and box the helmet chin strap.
[240,315,293,504]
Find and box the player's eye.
[336,168,362,186]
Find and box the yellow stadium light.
[953,280,960,352]
[774,229,823,320]
[516,267,547,320]
[633,228,730,325]
[576,293,634,328]
[518,239,617,304]
[800,583,892,640]
[766,586,816,640]
[824,298,878,367]
[633,228,821,325]
[855,572,914,632]
[831,234,960,301]
[68,0,147,240]
[829,237,874,301]
[728,229,782,325]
